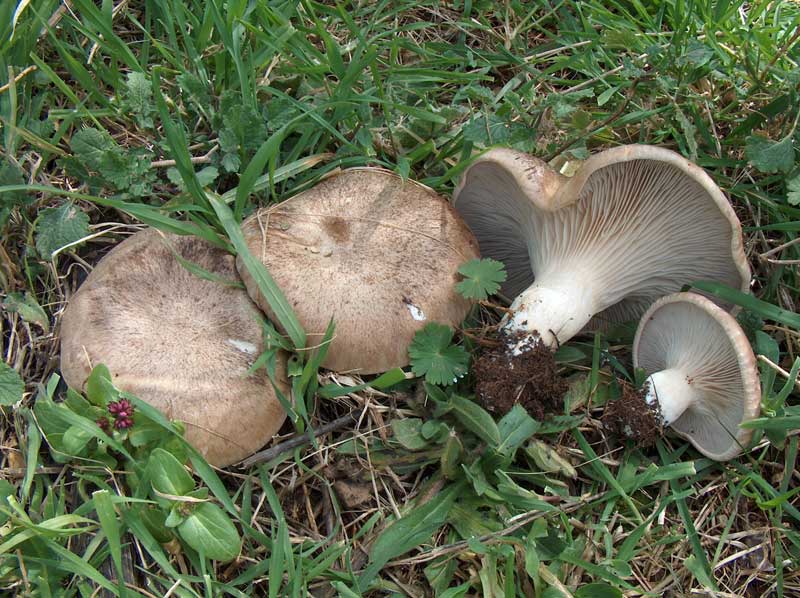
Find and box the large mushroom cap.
[237,168,479,374]
[633,292,761,460]
[453,145,751,347]
[60,229,288,467]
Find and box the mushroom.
[60,229,288,467]
[452,145,751,350]
[237,168,479,374]
[634,292,761,460]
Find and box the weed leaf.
[408,323,469,386]
[745,135,795,174]
[35,202,90,259]
[359,482,462,588]
[0,362,24,406]
[178,502,241,562]
[455,258,507,301]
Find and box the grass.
[1,0,799,595]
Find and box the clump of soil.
[602,381,663,447]
[473,331,567,420]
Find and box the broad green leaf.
[393,418,428,451]
[455,258,507,300]
[497,404,540,455]
[35,202,90,259]
[359,482,462,588]
[2,291,49,331]
[787,173,800,206]
[85,364,117,407]
[525,440,577,479]
[70,127,116,171]
[123,71,154,129]
[148,448,194,497]
[62,425,93,456]
[178,502,241,562]
[0,361,24,405]
[450,395,501,448]
[440,430,463,479]
[408,323,470,386]
[745,134,795,174]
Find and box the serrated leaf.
[0,362,24,405]
[178,502,241,561]
[787,173,800,206]
[463,114,513,145]
[167,165,218,191]
[746,135,796,174]
[676,40,713,68]
[35,202,90,259]
[408,323,469,386]
[71,127,116,171]
[455,258,507,301]
[124,71,154,129]
[393,418,429,451]
[3,292,49,332]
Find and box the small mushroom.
[60,229,288,467]
[237,168,479,374]
[452,146,751,349]
[634,292,761,460]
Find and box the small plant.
[25,365,243,570]
[455,258,507,301]
[408,322,470,386]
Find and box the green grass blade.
[208,193,306,349]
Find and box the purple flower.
[108,399,135,430]
[114,417,134,430]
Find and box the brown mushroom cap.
[60,229,288,467]
[453,145,751,346]
[633,292,761,460]
[237,168,479,374]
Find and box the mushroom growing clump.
[237,168,479,374]
[60,229,289,467]
[453,145,751,351]
[608,292,761,460]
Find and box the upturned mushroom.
[60,229,289,467]
[452,145,751,350]
[633,292,761,460]
[237,168,479,374]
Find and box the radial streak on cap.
[452,145,751,349]
[60,229,289,467]
[237,168,480,374]
[633,292,761,460]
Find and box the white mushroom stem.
[502,277,597,351]
[644,369,697,425]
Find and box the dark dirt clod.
[473,331,568,419]
[602,381,663,447]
